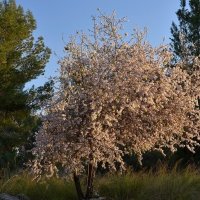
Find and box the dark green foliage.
[170,0,200,66]
[124,151,165,172]
[169,0,200,168]
[0,0,52,173]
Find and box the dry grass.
[1,166,200,200]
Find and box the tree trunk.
[85,163,95,199]
[73,172,84,200]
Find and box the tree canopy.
[170,0,200,69]
[0,0,52,169]
[31,12,200,199]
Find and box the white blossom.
[30,12,200,179]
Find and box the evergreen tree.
[0,0,52,172]
[169,0,200,167]
[170,0,200,106]
[170,0,200,68]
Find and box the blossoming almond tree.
[30,12,200,199]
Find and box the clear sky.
[15,0,180,88]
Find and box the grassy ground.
[97,166,200,200]
[1,166,200,200]
[0,174,77,200]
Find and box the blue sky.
[15,0,180,88]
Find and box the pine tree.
[169,0,200,167]
[170,0,200,68]
[0,0,52,172]
[170,0,200,106]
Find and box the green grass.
[97,166,200,200]
[1,166,200,200]
[0,173,77,200]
